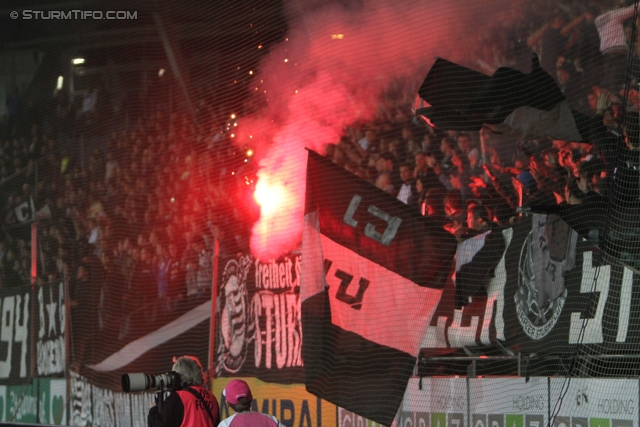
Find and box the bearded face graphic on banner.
[216,256,253,374]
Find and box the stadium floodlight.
[56,76,64,91]
[71,58,85,65]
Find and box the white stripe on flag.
[301,211,326,303]
[319,232,442,355]
[88,301,211,372]
[455,230,490,272]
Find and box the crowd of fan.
[326,0,640,244]
[0,0,638,366]
[0,99,259,363]
[327,117,614,240]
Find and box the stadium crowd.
[327,0,640,245]
[0,0,638,367]
[0,86,259,364]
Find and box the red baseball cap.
[223,379,252,405]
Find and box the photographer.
[220,380,286,427]
[148,356,220,427]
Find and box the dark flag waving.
[301,150,457,426]
[415,55,592,142]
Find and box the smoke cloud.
[239,0,524,261]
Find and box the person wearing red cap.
[148,356,220,427]
[219,380,286,427]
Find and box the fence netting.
[1,0,640,425]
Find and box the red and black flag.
[300,150,457,426]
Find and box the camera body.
[122,371,181,393]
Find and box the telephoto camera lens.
[122,373,152,392]
[122,372,181,392]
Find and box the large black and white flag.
[301,150,457,426]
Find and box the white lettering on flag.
[320,232,442,355]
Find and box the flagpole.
[480,127,486,161]
[480,127,489,182]
[30,220,37,379]
[208,238,219,386]
[31,222,37,287]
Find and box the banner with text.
[421,214,640,359]
[214,253,304,383]
[69,371,153,427]
[0,281,66,385]
[470,378,548,427]
[2,378,67,424]
[36,282,66,377]
[212,377,336,427]
[394,378,640,427]
[0,285,32,384]
[396,377,468,427]
[549,378,638,427]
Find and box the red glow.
[238,0,524,261]
[249,144,309,261]
[254,180,287,215]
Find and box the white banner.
[395,377,468,427]
[470,378,548,427]
[550,378,638,427]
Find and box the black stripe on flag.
[302,289,416,427]
[454,228,506,309]
[301,151,457,426]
